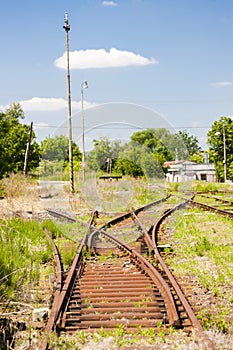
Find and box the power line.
[32,124,212,130]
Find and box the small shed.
[164,161,216,183]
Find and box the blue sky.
[1,0,233,150]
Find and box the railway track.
[189,194,233,219]
[62,235,175,332]
[40,195,215,349]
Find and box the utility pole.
[63,13,74,193]
[24,121,33,176]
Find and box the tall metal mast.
[63,13,74,193]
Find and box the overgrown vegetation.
[1,175,233,348]
[0,103,40,178]
[165,206,233,333]
[0,219,52,300]
[1,173,37,199]
[47,323,178,349]
[42,219,86,270]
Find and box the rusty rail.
[153,200,188,245]
[39,211,97,350]
[55,211,97,329]
[88,228,180,326]
[39,229,63,350]
[40,197,216,348]
[189,199,233,219]
[45,208,77,223]
[97,196,170,230]
[149,202,215,350]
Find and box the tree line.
[1,103,232,182]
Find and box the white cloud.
[54,48,158,70]
[0,97,97,113]
[102,1,118,6]
[210,81,233,87]
[20,97,67,111]
[21,97,97,112]
[0,99,65,113]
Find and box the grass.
[165,206,233,333]
[1,173,38,199]
[0,218,52,301]
[75,175,168,212]
[42,219,86,270]
[46,322,180,349]
[47,324,163,349]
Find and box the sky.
[1,0,233,151]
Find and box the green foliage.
[116,141,164,178]
[194,237,212,256]
[43,221,85,269]
[207,116,233,181]
[131,128,174,161]
[56,239,77,270]
[41,220,63,238]
[85,128,201,178]
[87,137,122,172]
[0,182,5,198]
[41,135,70,161]
[130,128,199,161]
[0,103,40,178]
[197,309,229,332]
[192,181,219,193]
[177,130,202,156]
[5,103,25,120]
[190,152,205,163]
[156,321,166,340]
[114,158,143,177]
[40,136,82,178]
[0,219,52,300]
[166,203,233,332]
[55,222,87,241]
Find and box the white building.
[165,161,216,183]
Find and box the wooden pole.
[24,121,33,176]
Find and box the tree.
[86,137,122,172]
[85,128,202,179]
[40,135,82,176]
[5,102,25,121]
[0,103,40,178]
[130,128,198,162]
[115,141,164,179]
[177,130,202,157]
[41,135,71,161]
[114,158,143,177]
[114,142,145,177]
[207,116,233,181]
[131,128,172,153]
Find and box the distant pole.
[81,81,88,179]
[223,124,227,182]
[24,121,33,176]
[63,13,74,193]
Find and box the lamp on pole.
[63,13,74,193]
[81,81,88,177]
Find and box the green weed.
[0,219,52,300]
[194,237,212,256]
